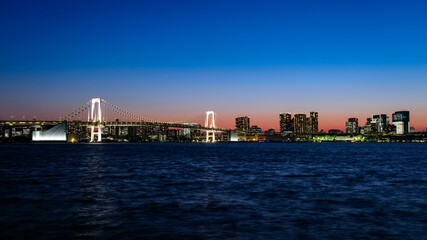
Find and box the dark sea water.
[0,143,426,239]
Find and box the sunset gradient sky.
[1,0,426,131]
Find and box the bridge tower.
[205,111,216,142]
[89,98,103,142]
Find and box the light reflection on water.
[75,148,117,237]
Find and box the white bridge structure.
[89,98,103,142]
[48,97,228,143]
[205,111,216,142]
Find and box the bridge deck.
[0,121,228,131]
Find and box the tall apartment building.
[235,116,250,132]
[372,114,389,133]
[345,118,358,134]
[279,113,293,134]
[293,113,307,136]
[308,112,318,134]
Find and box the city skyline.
[1,1,427,131]
[1,100,423,133]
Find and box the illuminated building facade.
[293,113,306,136]
[309,112,318,134]
[361,118,373,134]
[372,114,389,133]
[392,111,410,134]
[249,125,262,136]
[279,113,293,134]
[235,116,250,132]
[345,118,358,134]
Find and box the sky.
[1,0,426,131]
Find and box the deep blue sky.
[1,0,426,130]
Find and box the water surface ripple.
[0,143,426,239]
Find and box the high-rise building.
[235,116,250,132]
[294,113,307,136]
[309,112,318,134]
[392,111,410,134]
[279,113,293,134]
[372,114,389,133]
[345,118,358,134]
[306,116,311,134]
[363,118,373,134]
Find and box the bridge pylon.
[89,98,102,142]
[205,111,216,142]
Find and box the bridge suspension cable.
[174,113,206,124]
[60,100,91,121]
[101,99,145,122]
[101,99,209,125]
[213,112,232,130]
[60,98,230,130]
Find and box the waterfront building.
[358,126,364,134]
[392,111,410,134]
[384,124,396,134]
[279,113,293,134]
[235,116,250,132]
[309,112,319,134]
[372,114,389,133]
[265,128,276,136]
[363,118,373,134]
[248,125,262,136]
[183,123,200,140]
[345,118,359,134]
[294,113,307,136]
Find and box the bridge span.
[0,98,231,143]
